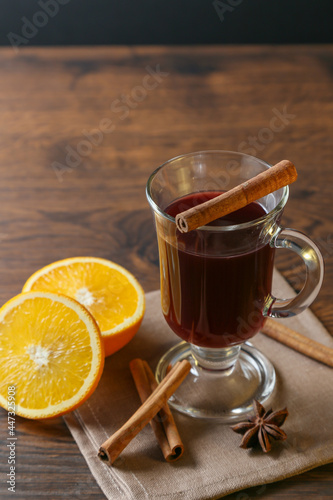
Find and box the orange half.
[22,257,145,357]
[0,292,104,419]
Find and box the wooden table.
[0,45,332,499]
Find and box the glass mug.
[146,151,324,421]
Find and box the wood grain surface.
[0,45,332,499]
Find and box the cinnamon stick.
[175,160,297,233]
[130,358,184,462]
[262,318,333,368]
[98,360,191,465]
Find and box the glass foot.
[155,341,276,423]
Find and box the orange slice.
[22,257,145,357]
[0,292,104,419]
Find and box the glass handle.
[267,227,324,318]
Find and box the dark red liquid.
[162,192,275,348]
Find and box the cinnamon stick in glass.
[262,318,333,368]
[130,358,184,462]
[175,160,297,233]
[98,359,191,465]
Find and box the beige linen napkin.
[64,271,333,500]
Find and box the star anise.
[231,400,288,453]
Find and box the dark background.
[2,0,333,46]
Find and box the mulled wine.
[163,192,275,348]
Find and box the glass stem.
[190,344,241,373]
